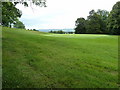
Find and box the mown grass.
[2,27,118,88]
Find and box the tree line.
[49,30,74,34]
[75,1,120,35]
[1,1,120,35]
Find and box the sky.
[16,0,119,29]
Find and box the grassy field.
[2,27,118,88]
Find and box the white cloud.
[16,0,119,29]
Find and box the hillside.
[2,27,118,88]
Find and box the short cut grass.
[2,27,118,88]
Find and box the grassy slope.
[2,27,118,88]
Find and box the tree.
[75,18,86,34]
[107,1,120,35]
[86,11,101,33]
[86,9,109,34]
[97,9,109,34]
[13,0,47,7]
[97,9,109,21]
[13,20,25,29]
[2,2,22,27]
[2,0,46,27]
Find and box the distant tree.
[57,30,65,34]
[97,9,109,34]
[86,11,101,33]
[33,29,38,31]
[14,20,25,29]
[49,30,65,34]
[68,32,74,34]
[75,18,86,34]
[97,9,109,21]
[107,1,120,35]
[49,30,53,33]
[86,9,109,34]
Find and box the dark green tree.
[97,9,109,33]
[13,20,25,29]
[57,30,64,34]
[97,9,109,21]
[86,11,101,33]
[86,9,109,34]
[107,1,120,35]
[75,18,86,34]
[2,2,22,27]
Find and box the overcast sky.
[16,0,119,29]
